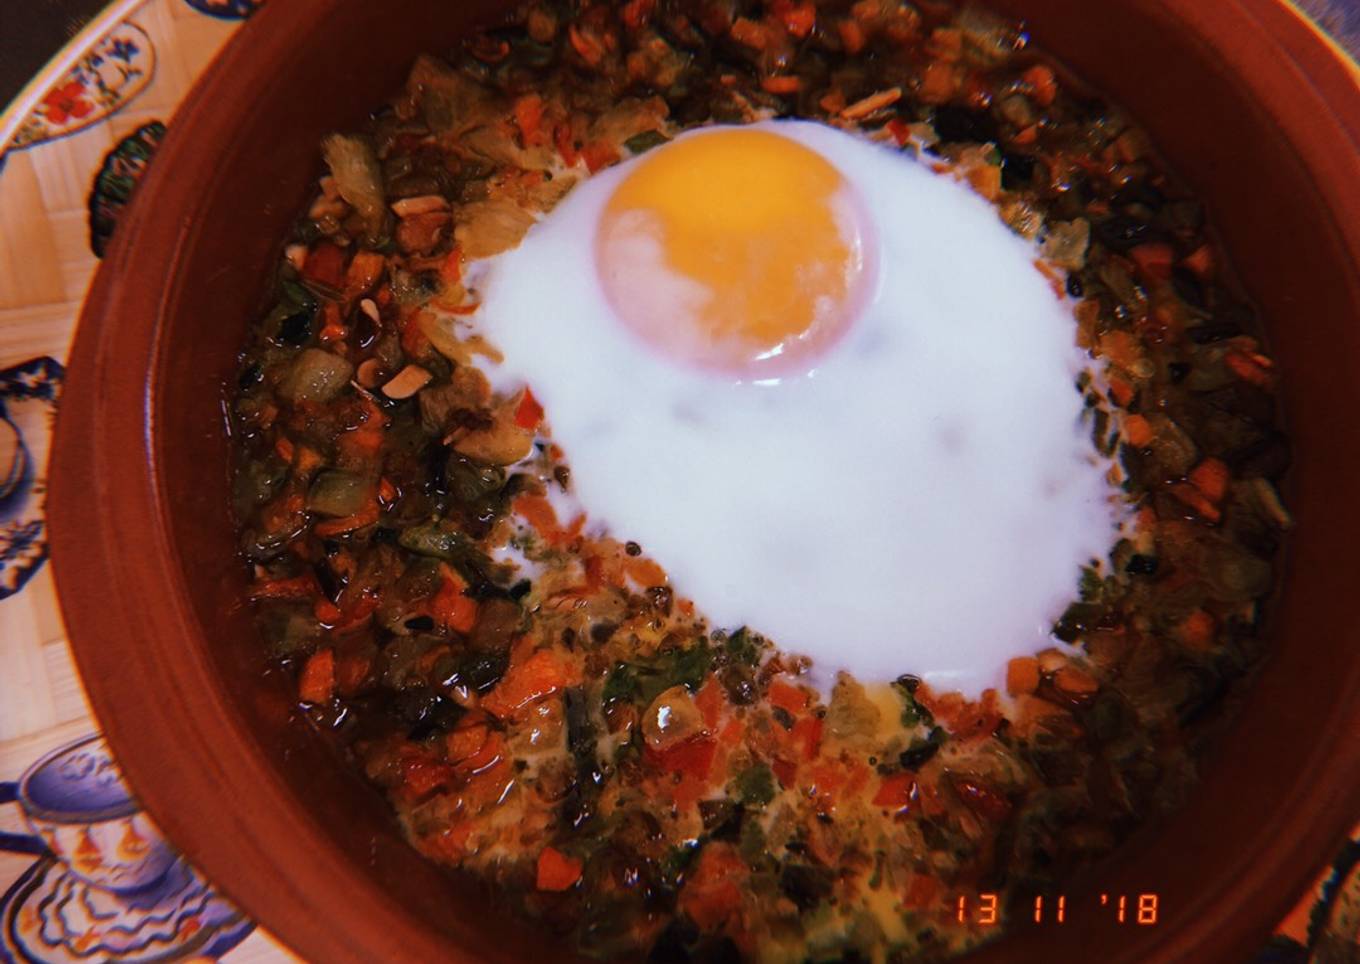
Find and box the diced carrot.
[771,757,798,788]
[791,715,823,761]
[460,729,506,774]
[445,720,490,764]
[274,436,296,463]
[400,316,432,359]
[694,676,724,729]
[902,873,939,909]
[918,61,959,104]
[1188,457,1230,504]
[679,845,746,930]
[1181,243,1214,279]
[1023,64,1057,106]
[1012,124,1039,146]
[1099,329,1143,372]
[1053,665,1099,696]
[298,649,336,704]
[620,0,655,30]
[884,117,912,147]
[1177,609,1216,651]
[1107,375,1135,409]
[1005,656,1041,696]
[768,678,809,715]
[313,598,343,624]
[775,0,816,38]
[295,445,324,476]
[1224,350,1276,390]
[334,594,380,634]
[514,493,562,542]
[513,93,545,147]
[536,846,584,891]
[567,24,606,66]
[400,756,457,799]
[872,771,916,809]
[650,737,717,781]
[377,477,399,506]
[248,573,317,601]
[1130,242,1175,281]
[1123,414,1154,448]
[581,140,620,174]
[314,501,380,536]
[554,121,580,167]
[928,26,964,60]
[729,17,767,49]
[335,652,372,695]
[318,303,347,343]
[838,18,866,54]
[419,821,475,862]
[719,718,745,747]
[819,89,847,114]
[431,570,478,634]
[950,775,1012,821]
[625,555,668,588]
[481,648,569,719]
[513,386,543,429]
[302,243,346,289]
[344,250,386,297]
[1033,259,1066,299]
[760,75,803,94]
[1168,482,1222,524]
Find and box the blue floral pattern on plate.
[181,0,265,20]
[0,358,63,601]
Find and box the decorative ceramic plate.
[0,2,1355,962]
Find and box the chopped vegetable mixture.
[229,1,1291,959]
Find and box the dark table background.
[2,1,112,110]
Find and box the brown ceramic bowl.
[48,1,1360,961]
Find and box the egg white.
[473,119,1121,696]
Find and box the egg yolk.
[595,128,874,377]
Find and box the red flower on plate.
[40,81,94,126]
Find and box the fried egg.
[475,119,1121,696]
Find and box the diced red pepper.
[620,0,655,30]
[1188,457,1230,504]
[335,652,372,695]
[694,676,724,730]
[536,846,584,891]
[248,573,317,601]
[790,715,823,761]
[298,649,335,704]
[774,0,817,38]
[431,569,478,634]
[1023,64,1058,106]
[314,501,380,537]
[513,93,546,147]
[513,386,544,429]
[771,757,798,788]
[838,18,866,55]
[581,140,620,174]
[872,771,917,810]
[1130,242,1175,281]
[481,647,569,719]
[302,243,347,290]
[760,75,802,95]
[768,678,809,715]
[950,775,1011,822]
[554,122,580,167]
[1181,243,1214,279]
[650,736,717,781]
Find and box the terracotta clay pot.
[47,1,1360,961]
